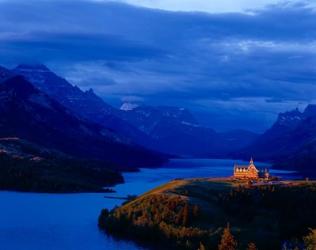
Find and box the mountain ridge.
[14,64,156,148]
[13,64,259,157]
[120,104,259,157]
[236,104,316,174]
[0,73,167,169]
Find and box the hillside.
[0,74,166,169]
[99,178,316,250]
[0,138,123,193]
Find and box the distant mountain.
[120,104,258,157]
[0,66,13,82]
[236,108,305,160]
[119,105,198,134]
[238,105,316,174]
[0,137,123,192]
[8,64,259,158]
[0,74,166,169]
[217,129,260,155]
[14,64,155,147]
[239,106,314,160]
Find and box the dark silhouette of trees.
[98,209,109,228]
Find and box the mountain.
[0,74,166,169]
[217,129,260,154]
[9,64,259,158]
[238,105,316,174]
[119,105,198,134]
[120,104,258,157]
[0,137,123,192]
[276,139,316,176]
[14,64,155,147]
[236,108,305,160]
[0,66,13,82]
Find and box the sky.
[0,0,316,132]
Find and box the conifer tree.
[198,242,206,250]
[304,229,316,250]
[193,205,199,217]
[247,242,257,250]
[218,223,237,250]
[182,203,189,226]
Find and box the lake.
[0,159,300,250]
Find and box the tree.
[98,208,109,229]
[198,242,206,250]
[182,203,189,226]
[193,205,199,217]
[304,229,316,250]
[247,242,257,250]
[218,223,237,250]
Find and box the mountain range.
[0,74,164,168]
[12,64,259,157]
[120,104,258,157]
[14,64,155,147]
[1,63,316,190]
[0,64,172,191]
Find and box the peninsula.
[99,177,316,250]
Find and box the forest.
[99,179,316,250]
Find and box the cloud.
[0,0,316,131]
[92,0,316,13]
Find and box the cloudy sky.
[1,0,316,132]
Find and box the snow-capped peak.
[120,102,139,111]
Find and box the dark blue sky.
[1,0,316,132]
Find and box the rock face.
[0,73,166,169]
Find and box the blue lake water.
[0,159,300,250]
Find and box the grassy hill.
[99,178,316,250]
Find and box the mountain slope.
[238,105,316,174]
[0,75,166,169]
[237,108,305,160]
[240,106,315,159]
[0,66,13,82]
[14,64,155,147]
